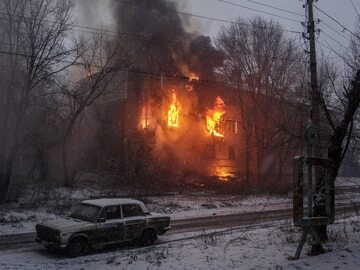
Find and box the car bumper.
[158,226,171,235]
[35,238,67,249]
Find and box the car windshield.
[69,203,100,223]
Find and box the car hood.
[39,217,94,233]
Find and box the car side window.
[105,205,121,220]
[122,204,144,218]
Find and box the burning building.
[72,0,306,187]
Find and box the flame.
[215,168,235,181]
[188,73,199,82]
[168,90,180,128]
[179,65,199,82]
[140,105,150,129]
[206,96,226,138]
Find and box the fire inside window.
[226,120,240,134]
[140,105,151,129]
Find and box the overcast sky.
[76,0,359,62]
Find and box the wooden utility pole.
[307,0,326,254]
[292,1,325,259]
[308,0,321,137]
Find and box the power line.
[313,4,360,39]
[0,37,307,66]
[0,14,298,58]
[0,47,307,88]
[231,0,304,17]
[317,39,354,69]
[216,0,302,23]
[0,3,302,53]
[113,0,302,34]
[319,19,352,43]
[320,29,351,53]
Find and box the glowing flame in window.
[168,90,180,128]
[206,96,226,138]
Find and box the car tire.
[141,229,156,246]
[68,237,88,257]
[45,246,55,254]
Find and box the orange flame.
[168,90,180,128]
[206,96,226,138]
[188,73,199,82]
[216,171,235,181]
[140,105,150,129]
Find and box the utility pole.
[307,0,321,140]
[306,0,321,217]
[306,0,326,255]
[292,1,336,259]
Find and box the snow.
[285,245,360,270]
[0,215,360,269]
[335,177,360,187]
[1,176,359,236]
[0,192,292,236]
[82,198,149,213]
[0,177,359,269]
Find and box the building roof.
[82,198,148,213]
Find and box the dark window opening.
[226,120,240,134]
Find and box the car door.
[122,204,147,241]
[96,205,124,244]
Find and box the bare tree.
[216,17,305,184]
[310,20,360,245]
[0,0,79,202]
[58,33,131,186]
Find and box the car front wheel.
[141,229,157,246]
[68,238,88,257]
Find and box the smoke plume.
[111,0,223,78]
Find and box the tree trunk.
[62,139,72,187]
[244,139,251,185]
[312,70,360,253]
[0,158,15,203]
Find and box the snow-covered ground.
[0,214,359,269]
[0,193,291,235]
[0,177,359,269]
[0,176,359,236]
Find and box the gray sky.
[76,0,359,61]
[185,0,358,59]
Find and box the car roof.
[81,198,148,212]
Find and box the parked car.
[35,198,171,257]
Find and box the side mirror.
[98,217,106,223]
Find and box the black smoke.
[111,0,223,79]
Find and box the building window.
[228,146,236,160]
[140,103,151,129]
[226,120,240,134]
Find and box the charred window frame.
[226,120,240,134]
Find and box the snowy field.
[0,215,359,269]
[1,177,359,235]
[0,193,291,235]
